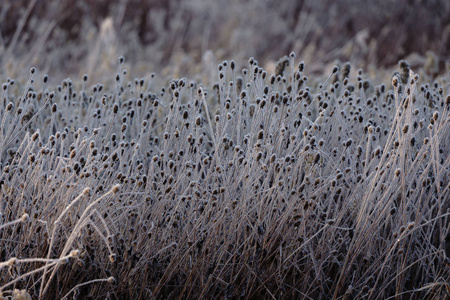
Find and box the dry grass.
[1,0,449,80]
[0,54,449,299]
[0,1,449,299]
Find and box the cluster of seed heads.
[0,54,448,299]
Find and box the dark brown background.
[1,0,449,80]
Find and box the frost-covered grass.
[0,54,449,299]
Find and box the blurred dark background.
[1,0,449,81]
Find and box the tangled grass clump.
[0,54,449,299]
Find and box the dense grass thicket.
[0,54,449,299]
[0,2,450,299]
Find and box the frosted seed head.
[195,116,202,126]
[69,250,80,257]
[112,184,120,194]
[402,124,409,134]
[433,111,439,121]
[332,66,339,74]
[298,61,305,72]
[257,130,264,140]
[109,253,117,262]
[32,132,40,141]
[82,188,91,196]
[392,76,399,87]
[313,153,320,164]
[21,213,29,222]
[6,102,14,111]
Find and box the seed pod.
[407,222,414,230]
[195,116,202,126]
[332,66,339,74]
[21,213,29,222]
[6,102,14,111]
[433,111,439,121]
[257,130,264,140]
[392,76,399,88]
[112,184,120,194]
[109,253,116,262]
[314,153,320,164]
[32,132,40,141]
[402,124,409,134]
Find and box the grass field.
[0,1,449,299]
